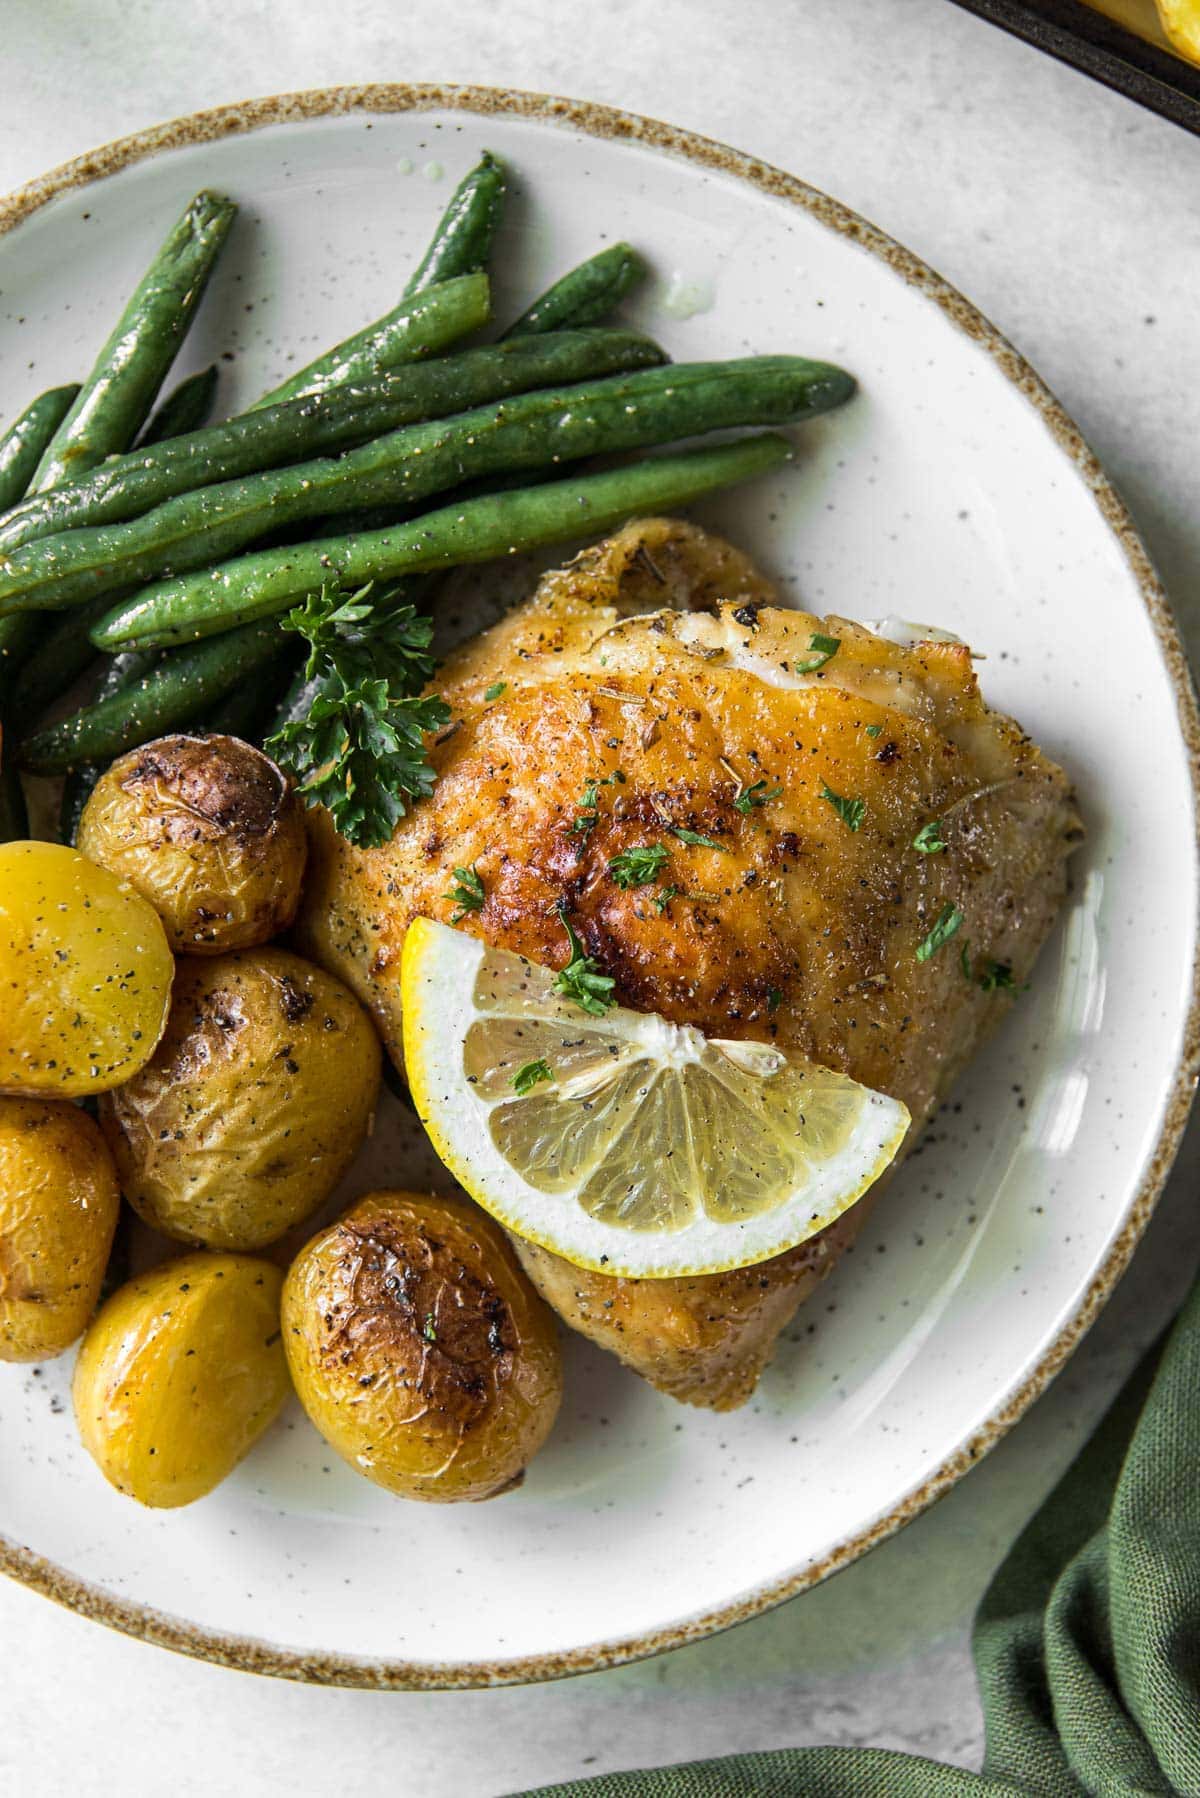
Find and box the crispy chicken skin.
[298,519,1081,1409]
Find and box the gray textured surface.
[1,3,1198,1793]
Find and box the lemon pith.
[402,917,910,1280]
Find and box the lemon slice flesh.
[402,918,910,1279]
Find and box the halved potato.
[0,841,173,1097]
[73,1251,290,1508]
[0,1095,120,1361]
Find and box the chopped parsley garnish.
[608,843,670,889]
[796,632,841,674]
[553,912,616,1016]
[483,681,507,702]
[267,582,448,849]
[733,779,783,815]
[422,1314,438,1343]
[672,826,727,851]
[512,1058,554,1095]
[767,987,783,1013]
[865,723,883,739]
[912,818,947,854]
[569,772,625,844]
[653,885,681,913]
[570,781,601,838]
[820,783,866,832]
[446,863,485,922]
[960,940,1016,992]
[917,902,964,962]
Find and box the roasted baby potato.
[0,840,173,1098]
[77,733,306,955]
[73,1251,290,1507]
[283,1190,563,1502]
[0,1096,121,1361]
[99,947,381,1250]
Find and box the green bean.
[8,599,114,735]
[0,614,42,710]
[137,365,219,446]
[505,244,646,337]
[21,620,288,774]
[0,385,81,510]
[0,385,85,778]
[201,651,297,740]
[93,433,792,652]
[0,329,663,553]
[404,153,506,295]
[3,356,851,619]
[58,649,158,843]
[8,365,226,756]
[250,273,490,410]
[286,159,505,577]
[0,388,84,699]
[32,192,237,491]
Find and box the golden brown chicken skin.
[298,519,1080,1408]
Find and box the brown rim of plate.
[2,83,1198,1692]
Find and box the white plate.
[1,89,1197,1688]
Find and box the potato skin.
[73,1251,290,1507]
[78,733,306,955]
[283,1191,562,1502]
[0,840,173,1098]
[99,947,381,1251]
[0,1097,120,1361]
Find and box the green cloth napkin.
[519,1274,1200,1798]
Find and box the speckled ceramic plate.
[1,88,1197,1689]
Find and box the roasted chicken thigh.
[299,519,1080,1408]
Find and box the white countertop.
[2,3,1198,1793]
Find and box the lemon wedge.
[402,918,910,1280]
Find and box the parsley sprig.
[447,864,485,922]
[512,1058,554,1095]
[672,826,727,851]
[912,818,947,854]
[820,783,866,832]
[608,843,670,889]
[571,781,601,839]
[553,912,616,1016]
[960,941,1016,992]
[734,779,783,815]
[796,631,840,674]
[266,583,449,849]
[569,771,625,846]
[917,902,964,962]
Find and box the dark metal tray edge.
[948,0,1200,135]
